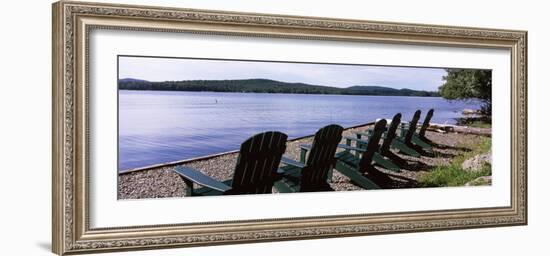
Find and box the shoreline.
[119,89,441,98]
[118,122,491,199]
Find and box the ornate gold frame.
[52,1,527,255]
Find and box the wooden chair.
[380,113,403,156]
[353,113,402,172]
[173,131,288,196]
[333,119,388,189]
[391,110,423,157]
[274,124,343,193]
[410,108,434,149]
[398,109,434,151]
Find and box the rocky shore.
[118,123,490,199]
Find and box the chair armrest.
[299,144,312,151]
[357,126,387,137]
[173,166,232,192]
[345,136,369,143]
[299,144,312,163]
[337,144,366,152]
[345,137,369,149]
[355,131,371,137]
[276,168,287,174]
[281,156,306,168]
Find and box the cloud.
[119,56,448,91]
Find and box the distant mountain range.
[118,78,439,97]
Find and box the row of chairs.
[173,109,434,196]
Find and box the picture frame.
[52,1,527,255]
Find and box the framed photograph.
[52,1,527,255]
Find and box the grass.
[418,164,491,187]
[467,120,492,129]
[456,116,492,128]
[418,137,492,187]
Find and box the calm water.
[119,90,482,171]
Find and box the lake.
[118,90,482,171]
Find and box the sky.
[118,56,448,91]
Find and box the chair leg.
[326,168,334,183]
[183,179,194,196]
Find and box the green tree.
[438,69,492,115]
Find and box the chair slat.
[358,119,387,170]
[404,110,421,144]
[380,113,402,154]
[419,109,434,137]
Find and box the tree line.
[118,78,439,97]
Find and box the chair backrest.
[301,124,344,190]
[380,113,402,153]
[404,110,421,144]
[230,131,288,194]
[358,119,387,171]
[418,109,434,137]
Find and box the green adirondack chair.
[415,108,434,147]
[333,119,388,189]
[391,110,423,157]
[173,131,288,196]
[400,109,434,150]
[274,124,344,193]
[353,113,402,172]
[380,113,402,156]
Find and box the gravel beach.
[118,124,488,199]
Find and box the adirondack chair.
[391,110,423,157]
[333,119,388,189]
[380,113,402,156]
[173,131,288,196]
[353,113,402,172]
[414,108,434,148]
[274,124,344,193]
[399,109,434,151]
